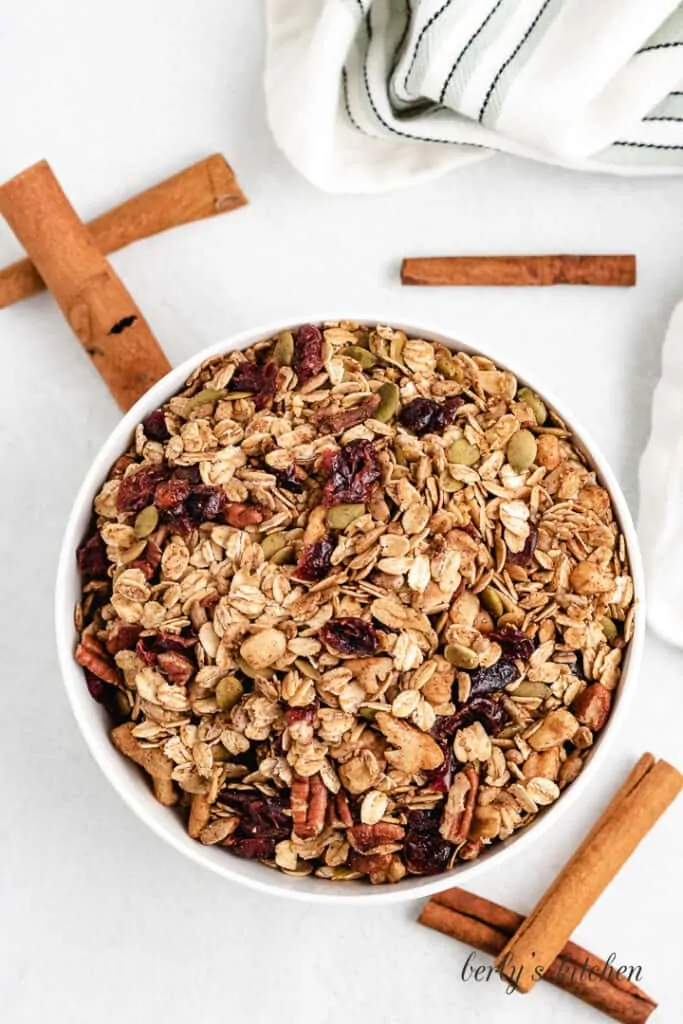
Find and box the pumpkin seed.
[444,643,479,669]
[510,681,550,699]
[393,444,408,467]
[436,352,463,382]
[235,655,274,680]
[506,429,537,471]
[211,742,231,762]
[326,504,365,530]
[295,657,320,680]
[375,381,400,423]
[440,469,464,493]
[600,616,618,642]
[481,586,504,618]
[271,545,295,565]
[274,331,294,366]
[134,504,159,539]
[518,387,547,425]
[261,532,288,560]
[186,387,227,410]
[448,438,480,467]
[342,346,377,369]
[120,539,148,564]
[498,724,523,739]
[215,675,244,710]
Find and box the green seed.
[440,470,464,493]
[436,353,463,382]
[393,445,408,467]
[261,532,288,560]
[187,387,227,410]
[518,387,547,426]
[498,724,523,739]
[342,346,377,369]
[216,675,244,710]
[375,382,400,423]
[134,505,159,539]
[211,742,231,762]
[235,655,274,680]
[444,643,479,669]
[120,539,148,564]
[295,658,320,680]
[274,331,294,366]
[600,616,618,643]
[448,438,480,467]
[481,586,504,618]
[506,429,538,471]
[510,681,550,699]
[326,504,365,530]
[271,545,295,565]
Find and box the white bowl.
[55,314,645,904]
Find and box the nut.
[375,711,444,773]
[571,682,612,731]
[239,628,287,670]
[527,709,579,750]
[440,765,479,843]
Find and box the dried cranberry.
[488,627,534,660]
[142,409,170,442]
[117,466,169,514]
[433,696,509,743]
[295,537,333,581]
[77,532,109,578]
[275,465,304,494]
[173,465,201,485]
[83,668,108,704]
[154,477,191,510]
[228,360,278,410]
[468,658,519,697]
[320,617,379,656]
[219,790,290,842]
[404,827,452,875]
[293,324,324,384]
[321,439,381,506]
[185,485,224,522]
[398,396,463,436]
[426,744,453,793]
[508,522,538,566]
[225,836,277,860]
[285,703,318,726]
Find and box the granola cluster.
[75,323,635,883]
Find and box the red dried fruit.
[219,790,290,858]
[77,532,109,578]
[154,477,191,510]
[321,439,381,507]
[427,744,453,793]
[468,658,519,697]
[136,630,197,666]
[225,836,277,860]
[508,522,538,566]
[285,704,318,727]
[157,650,194,685]
[83,668,109,704]
[117,466,169,514]
[224,502,264,528]
[404,815,453,875]
[142,409,170,442]
[105,623,141,655]
[185,485,224,522]
[320,617,379,656]
[488,626,534,660]
[228,360,278,410]
[293,323,324,384]
[295,537,333,581]
[129,538,162,580]
[398,396,463,436]
[275,464,304,494]
[433,696,509,744]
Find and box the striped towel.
[264,0,683,192]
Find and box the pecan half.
[346,822,405,855]
[348,851,406,884]
[157,650,195,686]
[572,682,612,732]
[291,773,328,839]
[224,502,264,528]
[439,765,479,844]
[75,635,120,685]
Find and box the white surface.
[53,313,646,906]
[0,1,681,1021]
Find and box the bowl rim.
[55,312,646,904]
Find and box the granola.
[75,322,635,883]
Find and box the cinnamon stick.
[0,154,246,310]
[496,755,681,993]
[400,254,636,287]
[419,889,657,1024]
[0,160,171,410]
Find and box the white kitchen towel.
[639,301,683,648]
[264,0,683,193]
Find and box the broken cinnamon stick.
[0,154,246,310]
[496,754,681,994]
[401,254,636,287]
[0,160,171,410]
[419,888,657,1024]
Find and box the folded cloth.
[264,0,683,192]
[639,301,683,648]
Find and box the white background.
[1,2,682,1022]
